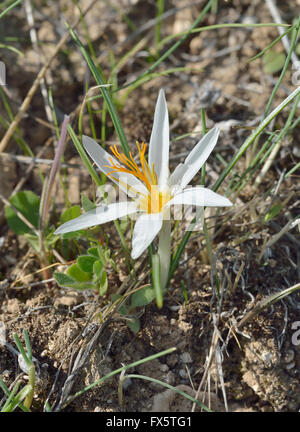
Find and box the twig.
[0,152,83,169]
[235,283,300,330]
[40,115,70,232]
[260,217,300,260]
[269,220,300,248]
[7,278,55,290]
[192,326,220,412]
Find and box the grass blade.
[67,26,130,157]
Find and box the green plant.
[0,330,37,412]
[112,285,155,333]
[4,190,58,253]
[54,244,115,296]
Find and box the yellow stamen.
[139,187,171,214]
[105,142,157,192]
[105,142,171,214]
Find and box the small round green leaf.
[77,255,98,273]
[67,263,92,282]
[131,285,155,308]
[127,319,140,334]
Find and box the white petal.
[55,202,137,234]
[169,127,220,189]
[167,187,232,208]
[148,89,169,187]
[131,212,163,259]
[82,135,147,197]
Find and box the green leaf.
[263,50,286,74]
[24,233,40,252]
[46,229,60,246]
[69,281,96,290]
[59,205,85,239]
[131,285,155,308]
[60,205,81,224]
[67,263,92,282]
[119,217,129,232]
[111,294,128,315]
[181,280,189,302]
[77,255,98,273]
[93,260,104,279]
[54,272,96,291]
[151,254,163,308]
[264,204,282,222]
[61,231,83,240]
[87,247,99,258]
[118,303,128,316]
[68,27,131,157]
[104,249,111,261]
[2,384,33,412]
[98,245,108,264]
[5,191,40,235]
[54,272,76,287]
[127,319,140,334]
[81,194,96,212]
[99,272,108,296]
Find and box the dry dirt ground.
[0,0,299,412]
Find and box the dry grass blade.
[235,283,300,331]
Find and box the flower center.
[139,187,171,214]
[105,142,172,214]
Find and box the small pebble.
[122,377,132,390]
[180,352,192,364]
[159,364,169,372]
[165,371,175,386]
[242,16,257,25]
[18,353,39,374]
[168,305,180,311]
[54,294,78,307]
[166,354,178,368]
[179,369,187,378]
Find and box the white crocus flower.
[55,89,232,288]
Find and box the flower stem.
[152,253,163,308]
[158,219,171,290]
